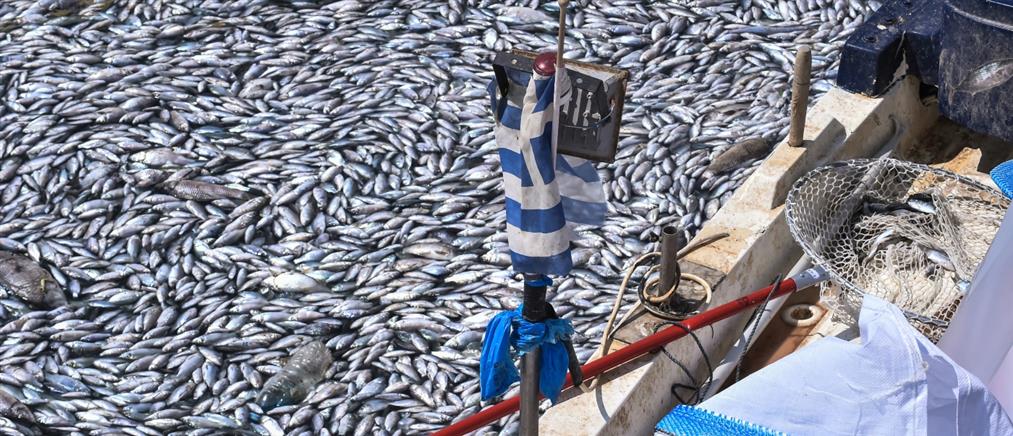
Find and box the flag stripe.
[501,104,522,131]
[527,122,556,185]
[509,250,573,277]
[532,78,555,113]
[505,223,570,257]
[504,198,566,233]
[557,156,600,183]
[499,149,534,187]
[561,197,608,225]
[502,173,563,210]
[556,171,605,204]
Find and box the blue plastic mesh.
[990,160,1013,199]
[656,405,786,436]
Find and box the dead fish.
[123,168,170,188]
[861,198,933,216]
[0,0,883,432]
[264,272,327,293]
[925,248,955,272]
[957,59,1013,94]
[863,229,899,263]
[160,180,249,202]
[906,193,936,214]
[0,251,66,307]
[130,148,196,167]
[862,201,895,215]
[705,137,770,175]
[0,390,33,424]
[498,7,551,24]
[403,243,456,261]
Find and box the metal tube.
[519,275,549,436]
[659,226,685,300]
[518,4,569,433]
[433,268,830,436]
[519,348,542,436]
[521,275,548,321]
[787,45,812,147]
[556,0,568,70]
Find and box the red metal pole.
[432,277,802,436]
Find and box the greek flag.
[488,66,606,276]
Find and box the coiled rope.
[583,232,729,390]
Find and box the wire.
[732,273,783,384]
[578,252,657,392]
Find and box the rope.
[583,251,657,391]
[660,322,714,405]
[641,269,712,304]
[581,232,729,391]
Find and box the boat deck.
[541,77,1013,435]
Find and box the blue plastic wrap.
[479,306,574,403]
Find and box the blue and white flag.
[488,66,607,276]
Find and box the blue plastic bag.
[479,306,573,403]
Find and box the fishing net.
[785,158,1009,342]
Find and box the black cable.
[732,273,783,384]
[654,322,714,405]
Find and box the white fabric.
[990,349,1013,414]
[556,169,605,203]
[938,207,1013,415]
[504,223,571,258]
[700,295,1013,435]
[502,172,561,209]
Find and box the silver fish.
[0,0,876,432]
[160,180,250,202]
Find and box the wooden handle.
[788,45,812,148]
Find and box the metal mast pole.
[521,3,568,435]
[519,275,550,436]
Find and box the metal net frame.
[785,158,1009,341]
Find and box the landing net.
[785,158,1009,341]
